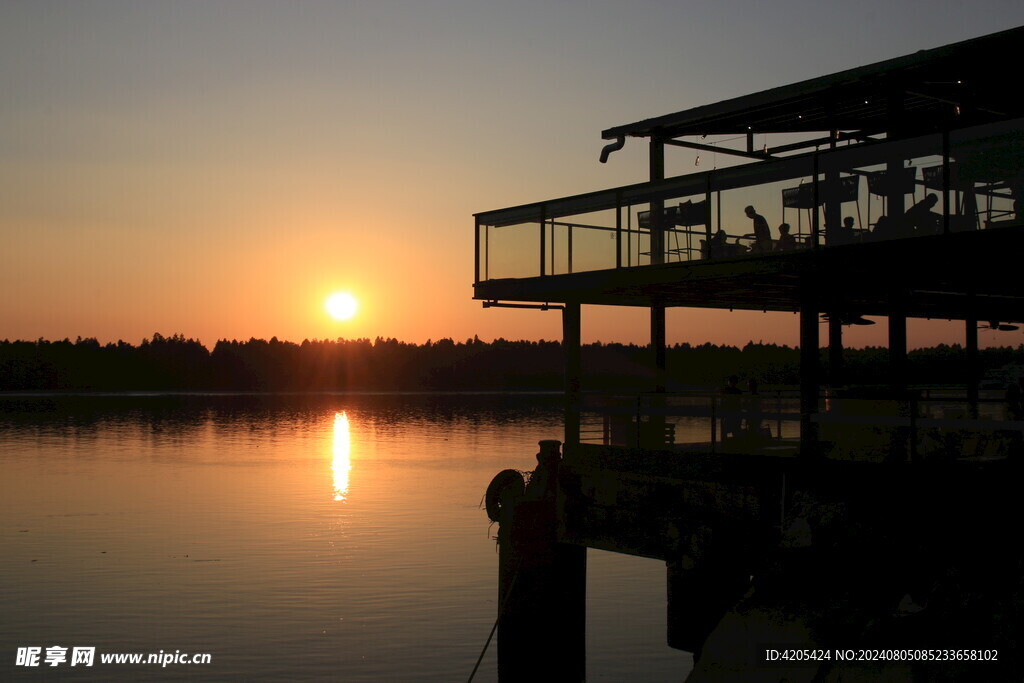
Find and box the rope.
[466,557,522,683]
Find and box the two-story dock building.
[478,27,1024,682]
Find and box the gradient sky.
[3,1,1024,349]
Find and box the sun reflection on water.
[332,411,351,501]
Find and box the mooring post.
[495,440,585,682]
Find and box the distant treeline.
[1,333,1022,392]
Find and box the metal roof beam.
[663,138,775,162]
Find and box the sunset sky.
[3,1,1024,349]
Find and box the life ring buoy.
[485,469,525,523]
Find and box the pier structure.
[478,27,1024,681]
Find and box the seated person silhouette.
[868,216,917,242]
[904,193,941,235]
[744,205,772,253]
[829,216,856,245]
[707,228,725,258]
[871,214,899,241]
[775,223,796,251]
[707,228,739,258]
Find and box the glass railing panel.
[480,221,541,280]
[707,155,817,256]
[949,118,1024,230]
[819,133,946,246]
[549,209,619,275]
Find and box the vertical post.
[966,317,979,419]
[567,224,573,274]
[811,153,821,247]
[650,137,668,414]
[615,192,623,269]
[563,303,582,453]
[942,131,951,234]
[650,137,665,265]
[539,207,547,277]
[475,218,481,284]
[652,304,667,394]
[551,222,556,275]
[886,292,909,464]
[888,310,907,392]
[717,191,721,236]
[828,316,843,387]
[886,92,906,220]
[705,176,713,251]
[824,131,842,246]
[800,279,820,455]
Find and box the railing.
[475,117,1024,283]
[577,388,1024,463]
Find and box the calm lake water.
[1,393,692,681]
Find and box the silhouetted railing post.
[474,218,481,284]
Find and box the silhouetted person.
[707,228,728,259]
[745,205,771,253]
[775,223,796,251]
[721,375,743,440]
[830,216,856,245]
[871,214,896,241]
[904,193,941,235]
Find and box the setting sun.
[326,292,358,321]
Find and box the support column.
[647,304,668,448]
[888,311,907,392]
[966,317,979,419]
[886,304,909,464]
[824,165,842,245]
[649,137,668,443]
[563,303,582,453]
[652,305,667,393]
[828,316,843,388]
[886,92,906,220]
[800,283,820,456]
[650,138,665,265]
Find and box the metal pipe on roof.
[599,136,625,163]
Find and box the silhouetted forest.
[1,333,1022,392]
